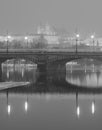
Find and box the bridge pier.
[0,62,3,81]
[37,62,47,73]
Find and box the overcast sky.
[0,0,102,37]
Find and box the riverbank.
[0,82,30,90]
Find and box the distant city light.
[7,104,11,115]
[91,101,95,115]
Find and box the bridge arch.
[47,55,102,66]
[0,56,39,65]
[2,58,37,65]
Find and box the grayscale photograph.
[0,0,102,130]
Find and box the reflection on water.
[2,60,37,83]
[7,104,11,115]
[0,91,102,130]
[66,59,102,87]
[91,100,95,115]
[24,96,28,112]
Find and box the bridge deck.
[0,49,102,54]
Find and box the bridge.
[0,49,102,72]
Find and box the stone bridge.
[0,51,102,72]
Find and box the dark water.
[0,59,102,130]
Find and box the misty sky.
[0,0,102,37]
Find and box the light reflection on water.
[0,93,99,117]
[0,92,102,130]
[2,62,38,83]
[66,59,102,87]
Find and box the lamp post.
[24,36,28,49]
[76,34,80,53]
[91,35,95,52]
[96,40,99,52]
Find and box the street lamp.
[91,35,95,52]
[24,36,28,49]
[75,34,80,53]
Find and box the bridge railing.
[0,45,101,53]
[0,48,101,53]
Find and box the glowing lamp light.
[24,36,28,40]
[76,34,80,38]
[5,35,12,42]
[7,35,11,39]
[91,35,94,39]
[91,101,95,115]
[7,105,11,115]
[77,106,80,118]
[25,101,28,112]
